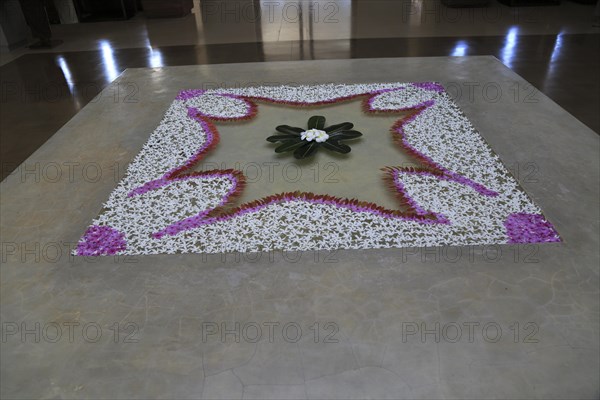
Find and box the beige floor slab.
[1,56,598,399]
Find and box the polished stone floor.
[1,0,598,60]
[1,57,598,399]
[1,1,600,398]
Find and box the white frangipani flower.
[301,129,329,142]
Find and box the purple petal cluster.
[504,213,560,243]
[76,225,127,256]
[176,89,206,100]
[412,82,445,92]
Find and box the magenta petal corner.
[411,82,445,92]
[76,225,127,256]
[504,213,560,244]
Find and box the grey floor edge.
[1,56,598,400]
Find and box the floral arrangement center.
[267,115,363,159]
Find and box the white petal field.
[75,83,559,256]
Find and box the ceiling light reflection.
[148,46,164,68]
[544,31,565,87]
[56,55,82,110]
[100,40,119,83]
[57,56,75,93]
[550,31,563,64]
[451,41,468,57]
[501,27,519,69]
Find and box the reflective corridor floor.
[1,0,599,180]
